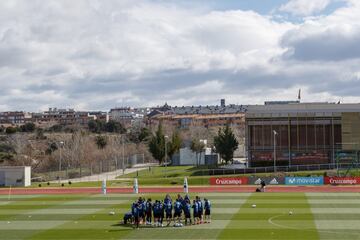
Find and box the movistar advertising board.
[285,177,324,185]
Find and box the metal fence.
[36,161,359,183]
[196,162,360,176]
[35,154,157,182]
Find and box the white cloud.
[281,1,360,60]
[0,0,360,111]
[279,0,331,16]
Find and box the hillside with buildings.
[0,99,247,180]
[3,98,360,179]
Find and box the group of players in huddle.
[123,194,211,228]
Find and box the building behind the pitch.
[245,102,360,167]
[0,166,31,187]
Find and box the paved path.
[2,185,360,195]
[50,163,157,183]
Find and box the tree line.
[1,118,241,178]
[148,123,239,165]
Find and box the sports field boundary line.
[268,213,360,237]
[1,185,360,195]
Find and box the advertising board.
[285,177,324,185]
[209,177,248,185]
[248,176,285,185]
[324,177,360,185]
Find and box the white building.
[0,166,31,187]
[109,107,149,126]
[172,147,218,166]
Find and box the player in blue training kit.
[153,200,160,227]
[145,198,152,225]
[123,212,133,225]
[174,199,183,226]
[176,194,184,203]
[164,194,171,204]
[133,203,140,229]
[159,201,165,227]
[131,201,137,218]
[196,196,204,224]
[165,198,173,226]
[184,199,192,225]
[204,198,211,223]
[137,197,145,224]
[192,199,199,224]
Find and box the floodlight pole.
[273,130,277,173]
[122,135,125,174]
[58,141,64,184]
[165,135,168,178]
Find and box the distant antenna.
[297,89,301,102]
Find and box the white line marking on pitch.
[267,214,360,237]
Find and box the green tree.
[47,124,63,132]
[138,127,150,142]
[95,135,107,149]
[129,127,150,144]
[35,128,47,140]
[0,143,15,163]
[88,120,101,133]
[0,143,16,154]
[95,135,107,173]
[45,142,58,155]
[0,152,14,162]
[148,123,166,164]
[167,130,182,160]
[104,120,126,133]
[88,119,126,133]
[19,122,36,132]
[190,138,205,166]
[5,127,17,134]
[213,125,239,164]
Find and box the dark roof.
[147,104,247,117]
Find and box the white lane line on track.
[267,214,360,237]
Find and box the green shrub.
[5,127,17,134]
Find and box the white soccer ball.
[252,204,256,208]
[289,211,293,215]
[109,211,115,215]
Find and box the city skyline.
[1,0,360,112]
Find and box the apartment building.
[0,111,26,124]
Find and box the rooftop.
[246,102,360,115]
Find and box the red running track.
[1,186,360,195]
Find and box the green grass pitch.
[1,192,360,239]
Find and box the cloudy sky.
[1,0,360,111]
